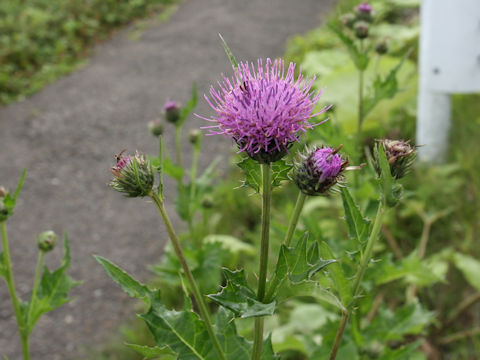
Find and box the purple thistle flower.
[293,146,348,196]
[356,3,372,14]
[163,100,180,112]
[198,58,329,163]
[110,151,154,198]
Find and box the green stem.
[1,222,30,360]
[189,145,200,244]
[157,135,164,195]
[265,191,306,302]
[252,163,273,360]
[27,251,45,328]
[329,309,349,360]
[175,126,182,167]
[149,193,226,360]
[357,68,365,142]
[352,202,384,296]
[329,202,385,360]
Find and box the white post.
[416,0,480,163]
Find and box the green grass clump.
[0,0,176,105]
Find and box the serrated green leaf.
[328,23,369,71]
[125,343,176,359]
[178,82,197,127]
[219,34,238,68]
[262,335,280,360]
[341,188,370,244]
[319,242,352,306]
[271,160,293,188]
[363,50,412,118]
[0,170,26,222]
[378,341,423,360]
[141,298,215,360]
[208,268,276,318]
[237,157,262,193]
[452,253,480,292]
[27,235,80,332]
[215,308,251,359]
[95,255,156,304]
[163,156,184,181]
[275,233,336,285]
[375,143,401,207]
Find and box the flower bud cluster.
[110,151,154,198]
[293,146,348,196]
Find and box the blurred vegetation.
[0,0,177,105]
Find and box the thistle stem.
[149,193,226,360]
[1,221,30,360]
[329,202,385,360]
[252,163,272,360]
[27,251,45,328]
[265,191,306,302]
[189,144,201,244]
[175,126,182,167]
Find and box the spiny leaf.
[274,233,336,285]
[94,255,156,304]
[237,157,292,193]
[452,253,480,292]
[125,343,175,359]
[215,308,251,359]
[319,242,352,307]
[341,187,370,244]
[27,235,81,332]
[208,268,276,318]
[362,49,412,118]
[0,170,26,222]
[219,33,238,68]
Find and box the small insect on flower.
[198,58,330,163]
[110,150,154,198]
[293,146,349,196]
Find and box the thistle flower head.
[356,3,372,14]
[293,146,348,196]
[199,58,329,163]
[110,151,154,197]
[163,100,181,124]
[36,230,58,252]
[375,139,416,179]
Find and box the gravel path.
[0,0,334,358]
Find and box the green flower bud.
[148,119,164,137]
[36,231,58,252]
[110,151,154,197]
[341,13,356,29]
[0,187,10,222]
[189,129,202,145]
[163,100,181,125]
[0,187,6,198]
[375,139,416,179]
[354,21,370,39]
[201,195,214,209]
[375,40,388,55]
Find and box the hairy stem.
[1,222,30,360]
[265,191,306,302]
[329,202,385,360]
[252,163,272,360]
[26,251,45,329]
[149,193,226,360]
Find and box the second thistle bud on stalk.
[36,230,57,252]
[374,139,416,180]
[110,151,154,197]
[163,100,181,125]
[293,146,348,196]
[189,129,202,146]
[354,21,370,39]
[148,118,164,137]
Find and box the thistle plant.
[0,171,79,360]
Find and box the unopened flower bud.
[148,119,164,137]
[36,230,57,252]
[355,3,373,22]
[375,139,416,179]
[341,13,356,29]
[0,187,9,222]
[163,100,181,125]
[293,146,348,196]
[110,151,154,197]
[354,21,369,39]
[0,187,6,198]
[375,40,388,55]
[201,195,214,209]
[189,129,202,145]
